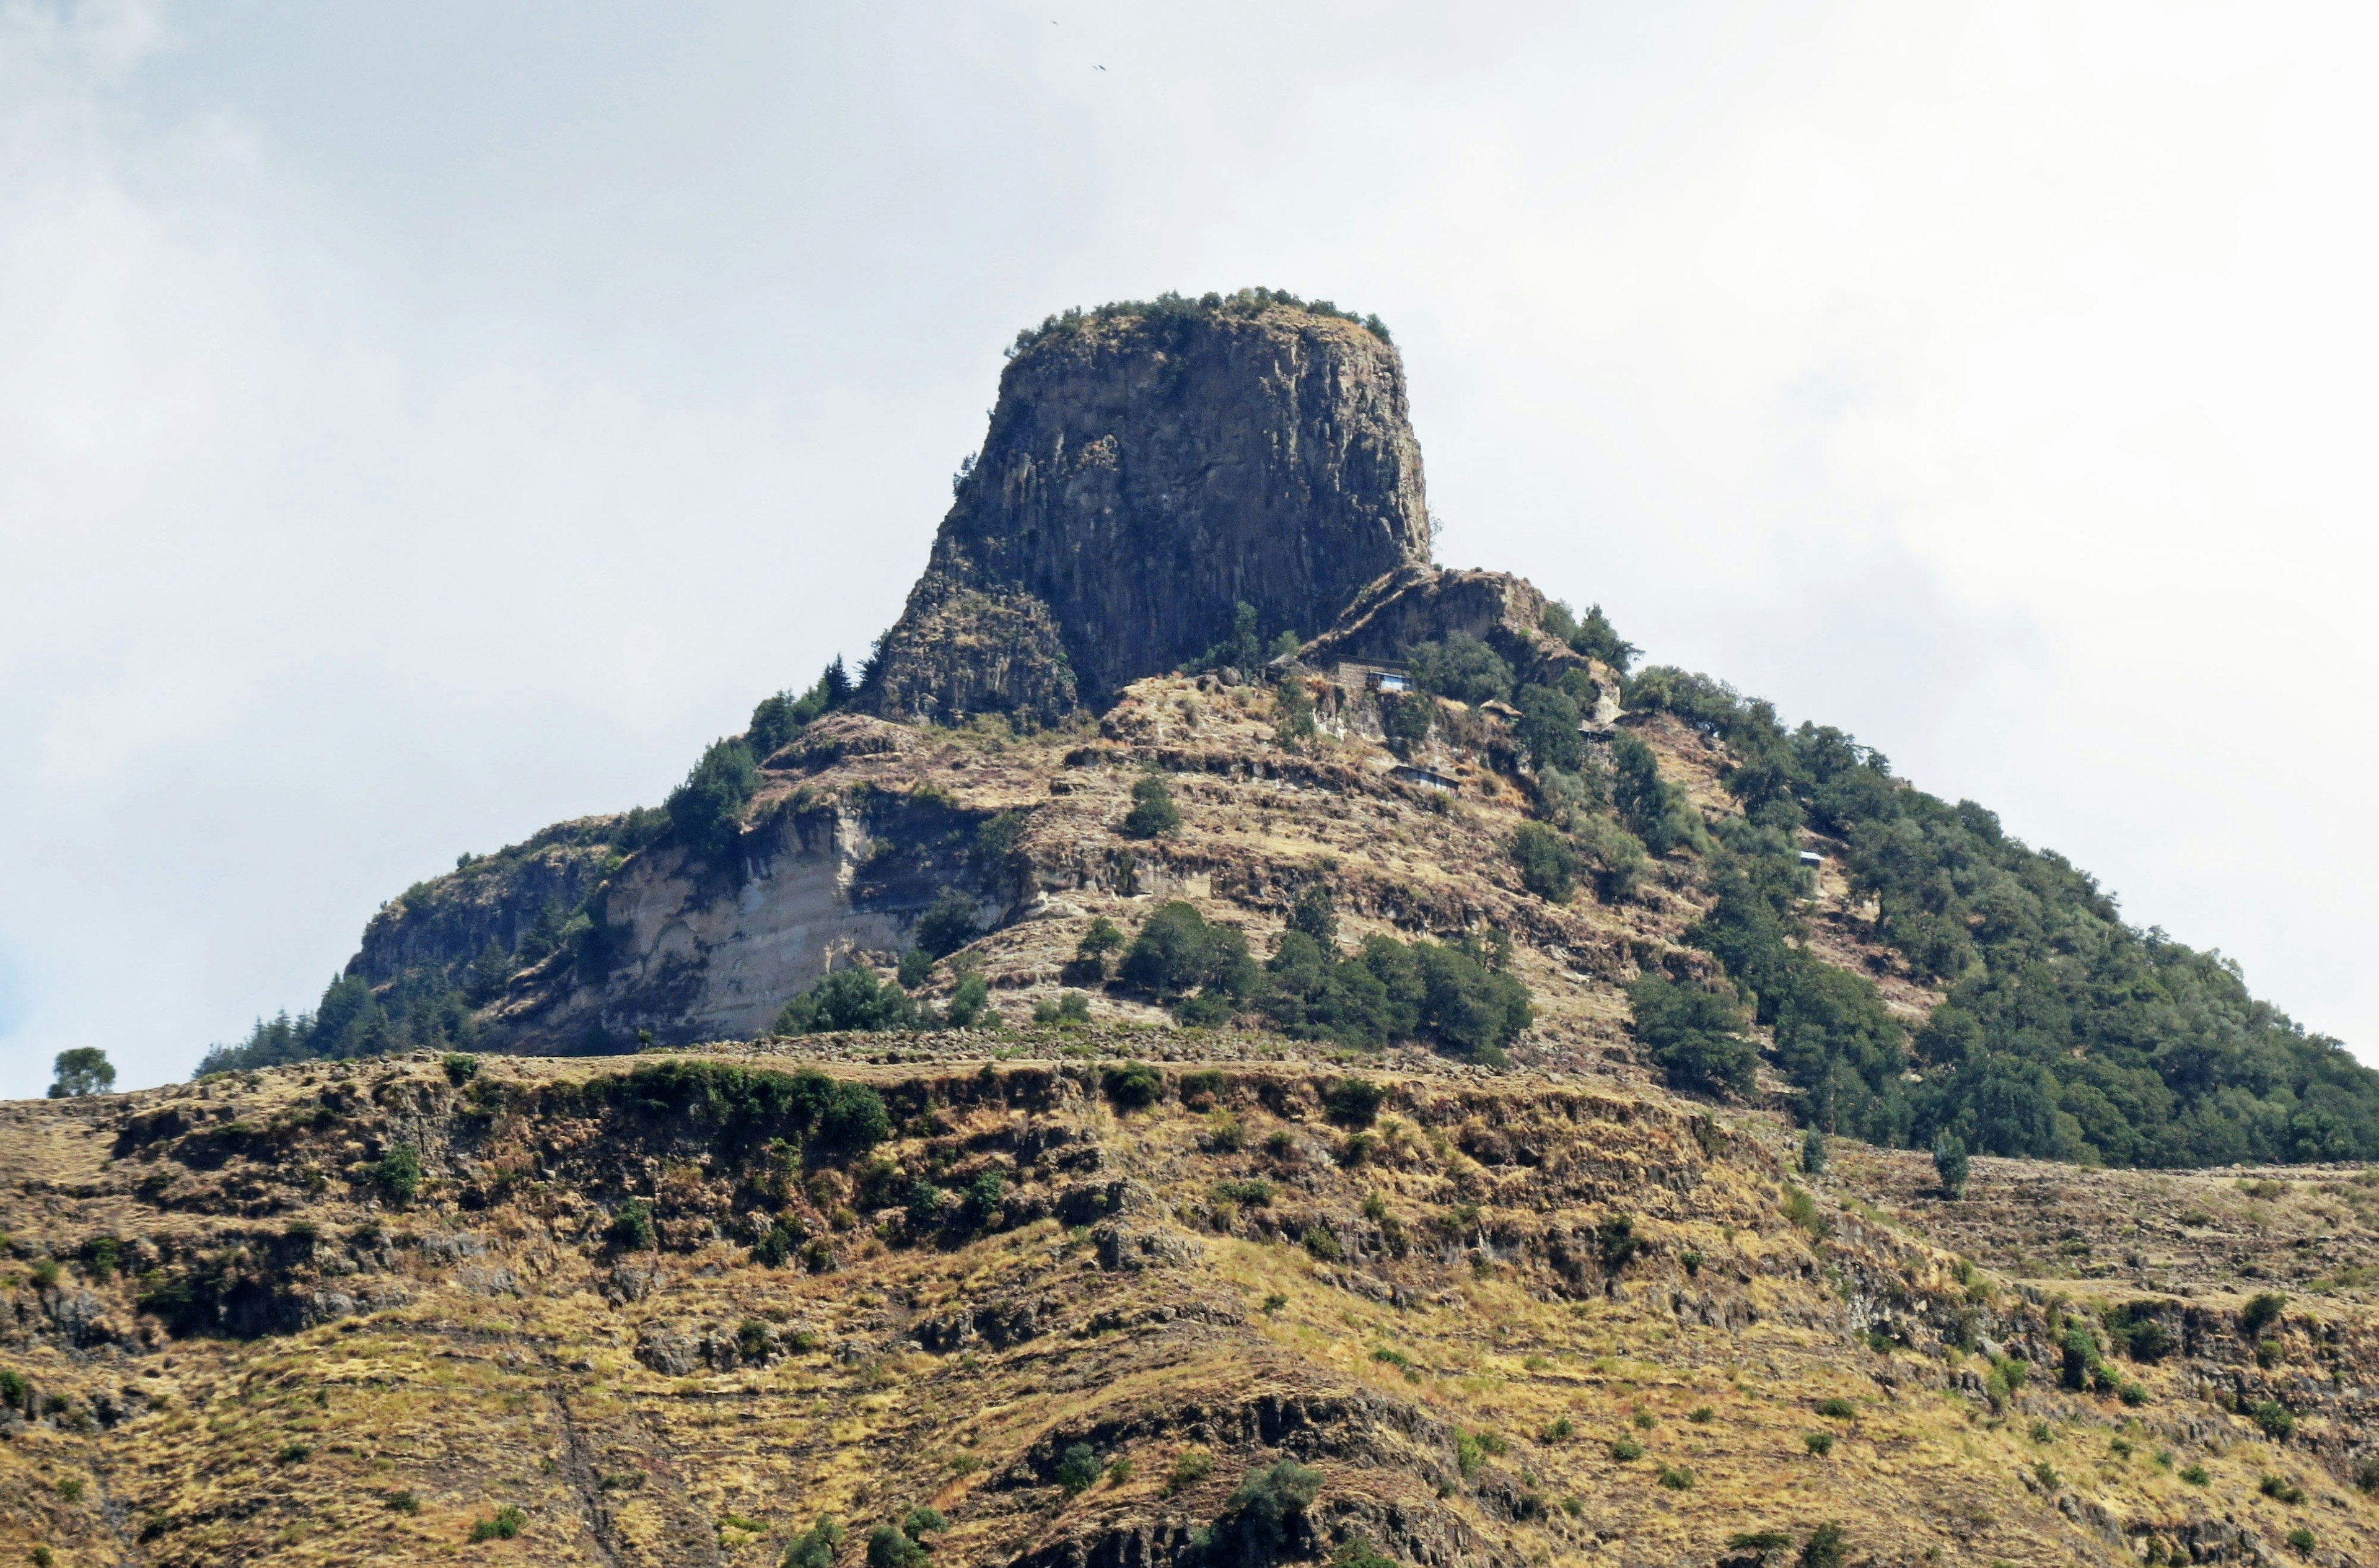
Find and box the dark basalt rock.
[865,299,1432,723]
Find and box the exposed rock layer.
[867,302,1432,723]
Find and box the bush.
[608,1199,655,1250]
[944,971,991,1029]
[48,1047,115,1098]
[2261,1474,2304,1504]
[2250,1400,2297,1440]
[1123,776,1181,837]
[778,968,921,1035]
[1799,1523,1848,1568]
[1608,1437,1644,1462]
[1323,1077,1387,1128]
[2241,1292,2289,1338]
[1076,916,1125,971]
[1629,976,1756,1098]
[1509,823,1577,903]
[913,889,983,960]
[1276,677,1318,747]
[2287,1526,2316,1553]
[1103,1061,1163,1110]
[374,1143,424,1204]
[1290,885,1338,950]
[442,1053,480,1085]
[1802,1127,1828,1174]
[1803,1432,1834,1456]
[385,1491,420,1514]
[1225,1458,1323,1547]
[1781,1186,1826,1237]
[1168,1448,1215,1494]
[1656,1465,1694,1491]
[897,947,937,989]
[2180,1463,2210,1486]
[1055,1443,1103,1496]
[666,738,759,861]
[469,1505,527,1543]
[276,1443,311,1465]
[784,1517,845,1568]
[867,1525,927,1568]
[1933,1132,1971,1199]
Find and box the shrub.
[1225,1458,1324,1548]
[386,1491,420,1514]
[2032,1460,2061,1491]
[2261,1474,2304,1504]
[1728,1535,1793,1555]
[276,1443,312,1465]
[944,971,991,1029]
[1123,776,1181,837]
[55,1479,85,1502]
[1102,1061,1163,1110]
[2241,1292,2289,1338]
[1214,1179,1274,1206]
[1543,1416,1574,1442]
[1629,976,1756,1098]
[1656,1465,1694,1491]
[2180,1463,2210,1486]
[1688,1406,1712,1423]
[1781,1186,1827,1238]
[1167,1448,1215,1494]
[47,1047,115,1098]
[374,1143,424,1204]
[469,1505,527,1543]
[2250,1400,2297,1440]
[1074,917,1126,973]
[1608,1437,1644,1462]
[1933,1132,1971,1199]
[442,1053,480,1085]
[1407,633,1512,706]
[2287,1526,2316,1553]
[778,967,921,1035]
[1813,1398,1857,1419]
[28,1259,60,1291]
[1303,1224,1343,1261]
[608,1199,655,1250]
[784,1517,845,1568]
[1799,1523,1848,1568]
[1323,1076,1387,1128]
[914,889,983,960]
[1275,677,1318,747]
[1509,823,1577,903]
[901,1508,945,1542]
[1803,1432,1834,1455]
[1597,1214,1641,1273]
[867,1525,927,1568]
[1055,1443,1103,1496]
[1802,1127,1828,1174]
[897,948,936,989]
[1181,1069,1228,1105]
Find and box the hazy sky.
[5,0,2375,1097]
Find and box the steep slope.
[11,1048,2379,1568]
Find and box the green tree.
[1566,603,1638,673]
[48,1048,115,1098]
[1408,633,1513,706]
[1514,683,1584,774]
[1275,676,1318,746]
[1802,1126,1828,1175]
[783,1517,844,1568]
[666,737,760,861]
[777,968,921,1035]
[1119,903,1256,1001]
[1289,885,1338,952]
[943,970,991,1028]
[1509,823,1578,903]
[913,888,982,959]
[1629,976,1756,1098]
[1934,1132,1971,1199]
[1123,775,1181,837]
[1199,601,1264,675]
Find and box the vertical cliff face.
[865,298,1432,722]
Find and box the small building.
[1798,850,1825,870]
[1392,763,1460,794]
[1334,660,1412,693]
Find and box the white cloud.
[2,0,2373,1094]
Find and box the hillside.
[33,286,2367,1567]
[9,1046,2379,1568]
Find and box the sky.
[4,0,2376,1097]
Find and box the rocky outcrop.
[1295,565,1588,690]
[865,296,1432,723]
[351,816,633,983]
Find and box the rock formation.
[865,296,1432,723]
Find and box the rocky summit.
[11,290,2379,1568]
